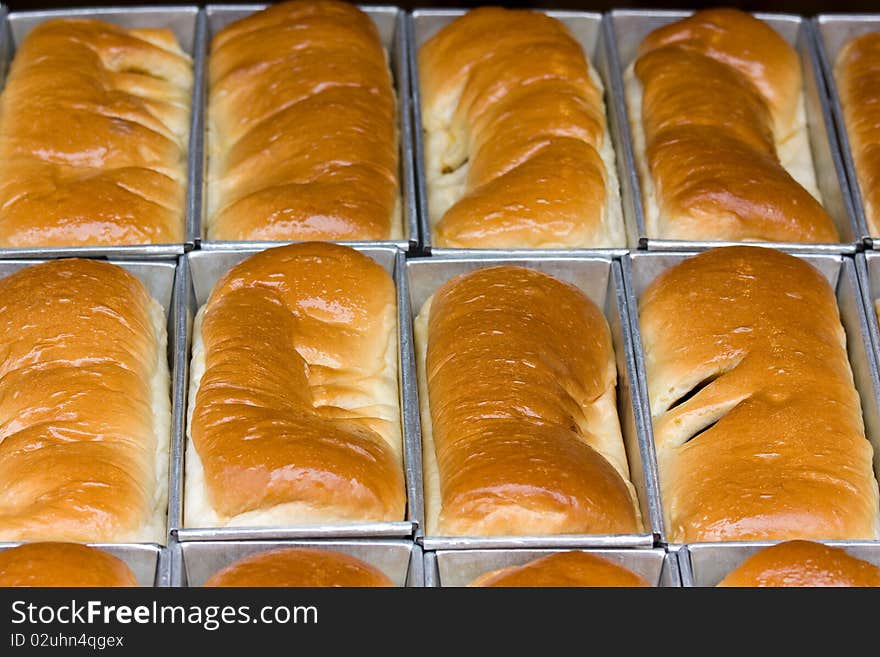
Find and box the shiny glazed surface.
[190,242,405,523]
[0,19,191,246]
[0,259,165,542]
[640,247,879,542]
[471,551,650,587]
[634,9,838,242]
[718,540,880,586]
[835,31,880,235]
[204,547,393,587]
[425,266,638,536]
[207,0,398,241]
[0,542,138,587]
[419,7,612,248]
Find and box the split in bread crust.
[418,7,623,248]
[187,242,404,528]
[416,266,640,537]
[470,551,650,587]
[718,541,880,587]
[204,547,393,587]
[207,0,399,241]
[835,31,880,236]
[627,9,837,242]
[0,19,192,246]
[0,543,138,587]
[639,246,879,542]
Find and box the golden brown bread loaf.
[0,260,170,543]
[207,0,399,241]
[204,547,393,587]
[186,243,404,527]
[0,543,138,587]
[718,541,880,587]
[0,19,191,246]
[639,247,879,542]
[418,8,623,248]
[835,32,880,236]
[470,551,650,587]
[415,266,639,537]
[627,9,837,242]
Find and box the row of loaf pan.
[0,4,420,259]
[7,538,880,586]
[411,9,860,255]
[6,246,880,552]
[0,6,877,257]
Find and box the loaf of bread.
[418,8,623,248]
[415,266,640,537]
[718,541,880,587]
[207,0,399,241]
[204,547,393,587]
[0,19,191,246]
[626,9,837,242]
[835,32,880,236]
[639,246,879,542]
[0,260,170,542]
[470,551,650,587]
[0,543,138,587]
[186,243,404,527]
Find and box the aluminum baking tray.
[172,246,419,541]
[0,542,170,587]
[409,9,637,255]
[0,6,203,258]
[679,541,880,587]
[0,257,180,546]
[174,539,422,587]
[814,14,880,247]
[623,250,880,547]
[606,10,858,254]
[854,253,880,485]
[424,547,678,587]
[198,4,417,253]
[406,254,663,550]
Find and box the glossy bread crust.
[0,543,138,587]
[630,9,837,242]
[0,260,169,543]
[718,541,880,587]
[640,247,879,542]
[187,242,404,527]
[207,0,398,241]
[204,547,393,587]
[470,551,650,587]
[0,19,191,246]
[418,7,622,248]
[418,266,639,537]
[835,32,880,236]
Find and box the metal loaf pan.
[424,548,678,587]
[199,4,417,252]
[0,543,170,587]
[173,539,422,587]
[0,257,181,547]
[606,10,858,253]
[622,250,880,547]
[855,253,880,483]
[172,246,420,541]
[678,542,880,587]
[814,15,880,246]
[406,254,663,551]
[409,9,637,255]
[0,6,204,258]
